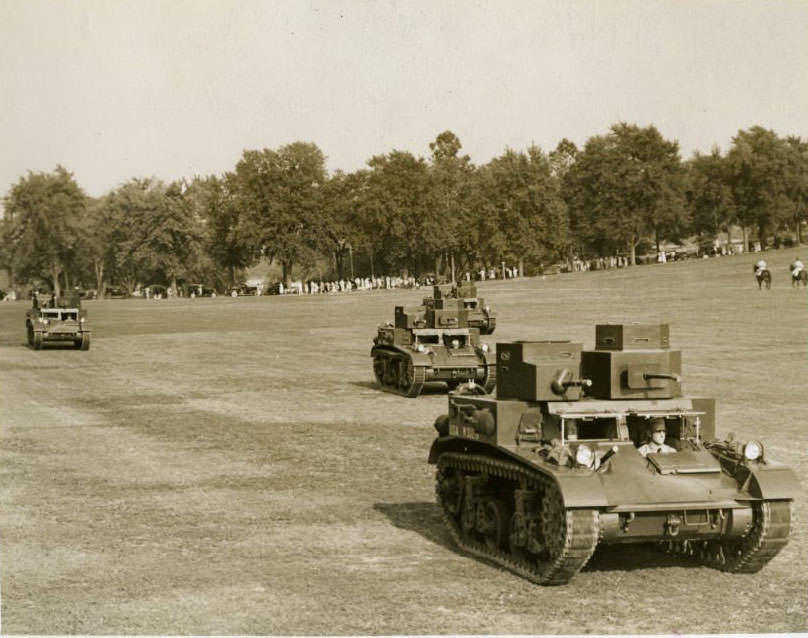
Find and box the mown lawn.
[1,247,806,635]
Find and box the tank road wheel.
[695,500,791,573]
[436,453,598,585]
[435,466,463,517]
[479,499,512,551]
[482,363,497,393]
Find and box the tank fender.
[550,474,609,508]
[734,463,801,501]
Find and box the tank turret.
[371,285,496,397]
[428,323,797,584]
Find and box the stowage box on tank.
[428,322,798,585]
[371,284,496,397]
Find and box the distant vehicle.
[371,283,496,397]
[227,284,259,297]
[26,292,91,350]
[188,284,217,298]
[78,288,98,300]
[104,285,129,299]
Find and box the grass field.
[1,248,806,636]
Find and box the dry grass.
[1,248,806,635]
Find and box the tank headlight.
[80,317,85,323]
[575,444,594,467]
[484,305,491,313]
[481,343,489,353]
[743,440,764,461]
[415,343,425,353]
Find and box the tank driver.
[638,418,677,457]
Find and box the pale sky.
[1,0,807,199]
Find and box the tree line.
[1,123,806,298]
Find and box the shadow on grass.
[375,501,701,575]
[349,380,451,396]
[373,501,455,551]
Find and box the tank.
[422,281,496,335]
[26,291,91,350]
[371,284,496,397]
[428,323,798,584]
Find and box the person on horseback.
[755,258,768,274]
[791,258,806,287]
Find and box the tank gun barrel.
[551,369,593,395]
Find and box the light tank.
[428,323,797,584]
[26,291,91,350]
[371,284,496,397]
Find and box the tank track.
[372,351,426,397]
[664,500,791,573]
[436,452,599,585]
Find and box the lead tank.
[372,284,496,397]
[428,323,797,584]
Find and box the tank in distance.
[371,284,496,397]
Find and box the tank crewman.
[638,418,677,457]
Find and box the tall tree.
[1,166,86,296]
[477,145,569,275]
[783,136,808,245]
[428,131,477,280]
[193,173,253,287]
[358,150,434,276]
[685,148,735,243]
[234,142,326,284]
[726,126,792,250]
[563,123,686,264]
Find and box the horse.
[792,269,808,287]
[754,266,772,289]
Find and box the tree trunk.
[628,236,636,266]
[518,257,524,278]
[368,248,375,279]
[52,263,61,297]
[170,275,178,298]
[450,251,456,283]
[742,226,749,253]
[94,260,105,292]
[435,254,441,280]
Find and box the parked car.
[104,285,129,299]
[227,284,259,297]
[188,284,217,298]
